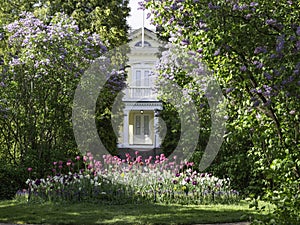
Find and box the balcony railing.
[123,87,157,100]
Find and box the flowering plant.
[26,152,240,204]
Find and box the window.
[144,70,150,86]
[131,69,152,98]
[135,70,141,86]
[135,41,151,47]
[133,69,151,87]
[135,115,141,135]
[134,114,150,136]
[144,115,149,135]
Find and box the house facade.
[117,28,163,154]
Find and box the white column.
[154,114,159,148]
[123,110,129,147]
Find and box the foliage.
[0,0,131,162]
[0,13,127,200]
[0,0,130,48]
[155,43,225,169]
[1,10,106,162]
[158,103,181,157]
[26,152,240,205]
[144,0,300,223]
[0,159,26,200]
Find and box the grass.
[0,200,268,225]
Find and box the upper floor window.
[133,69,150,87]
[135,41,152,47]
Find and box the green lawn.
[0,200,267,225]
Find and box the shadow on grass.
[0,200,261,225]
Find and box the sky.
[127,0,156,30]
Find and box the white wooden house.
[117,28,163,154]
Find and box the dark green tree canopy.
[0,0,130,47]
[144,1,300,223]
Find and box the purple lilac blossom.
[254,46,267,54]
[181,39,190,45]
[240,65,247,71]
[276,35,285,52]
[250,2,259,7]
[253,100,260,107]
[233,4,248,10]
[214,48,221,56]
[4,12,126,93]
[253,60,263,69]
[266,19,277,25]
[245,14,252,20]
[264,72,272,80]
[295,41,300,51]
[226,87,234,94]
[296,27,300,36]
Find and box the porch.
[117,102,163,150]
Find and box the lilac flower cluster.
[254,46,268,54]
[5,12,106,73]
[143,0,300,101]
[3,12,126,95]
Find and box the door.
[133,114,152,145]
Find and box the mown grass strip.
[0,200,267,225]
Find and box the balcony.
[123,86,158,101]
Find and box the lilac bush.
[144,0,299,223]
[0,12,126,179]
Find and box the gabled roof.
[129,27,158,42]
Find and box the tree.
[0,0,130,158]
[0,0,130,48]
[0,0,130,199]
[0,12,127,198]
[144,1,300,223]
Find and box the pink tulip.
[83,155,88,162]
[136,156,142,163]
[87,164,93,170]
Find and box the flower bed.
[26,152,240,204]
